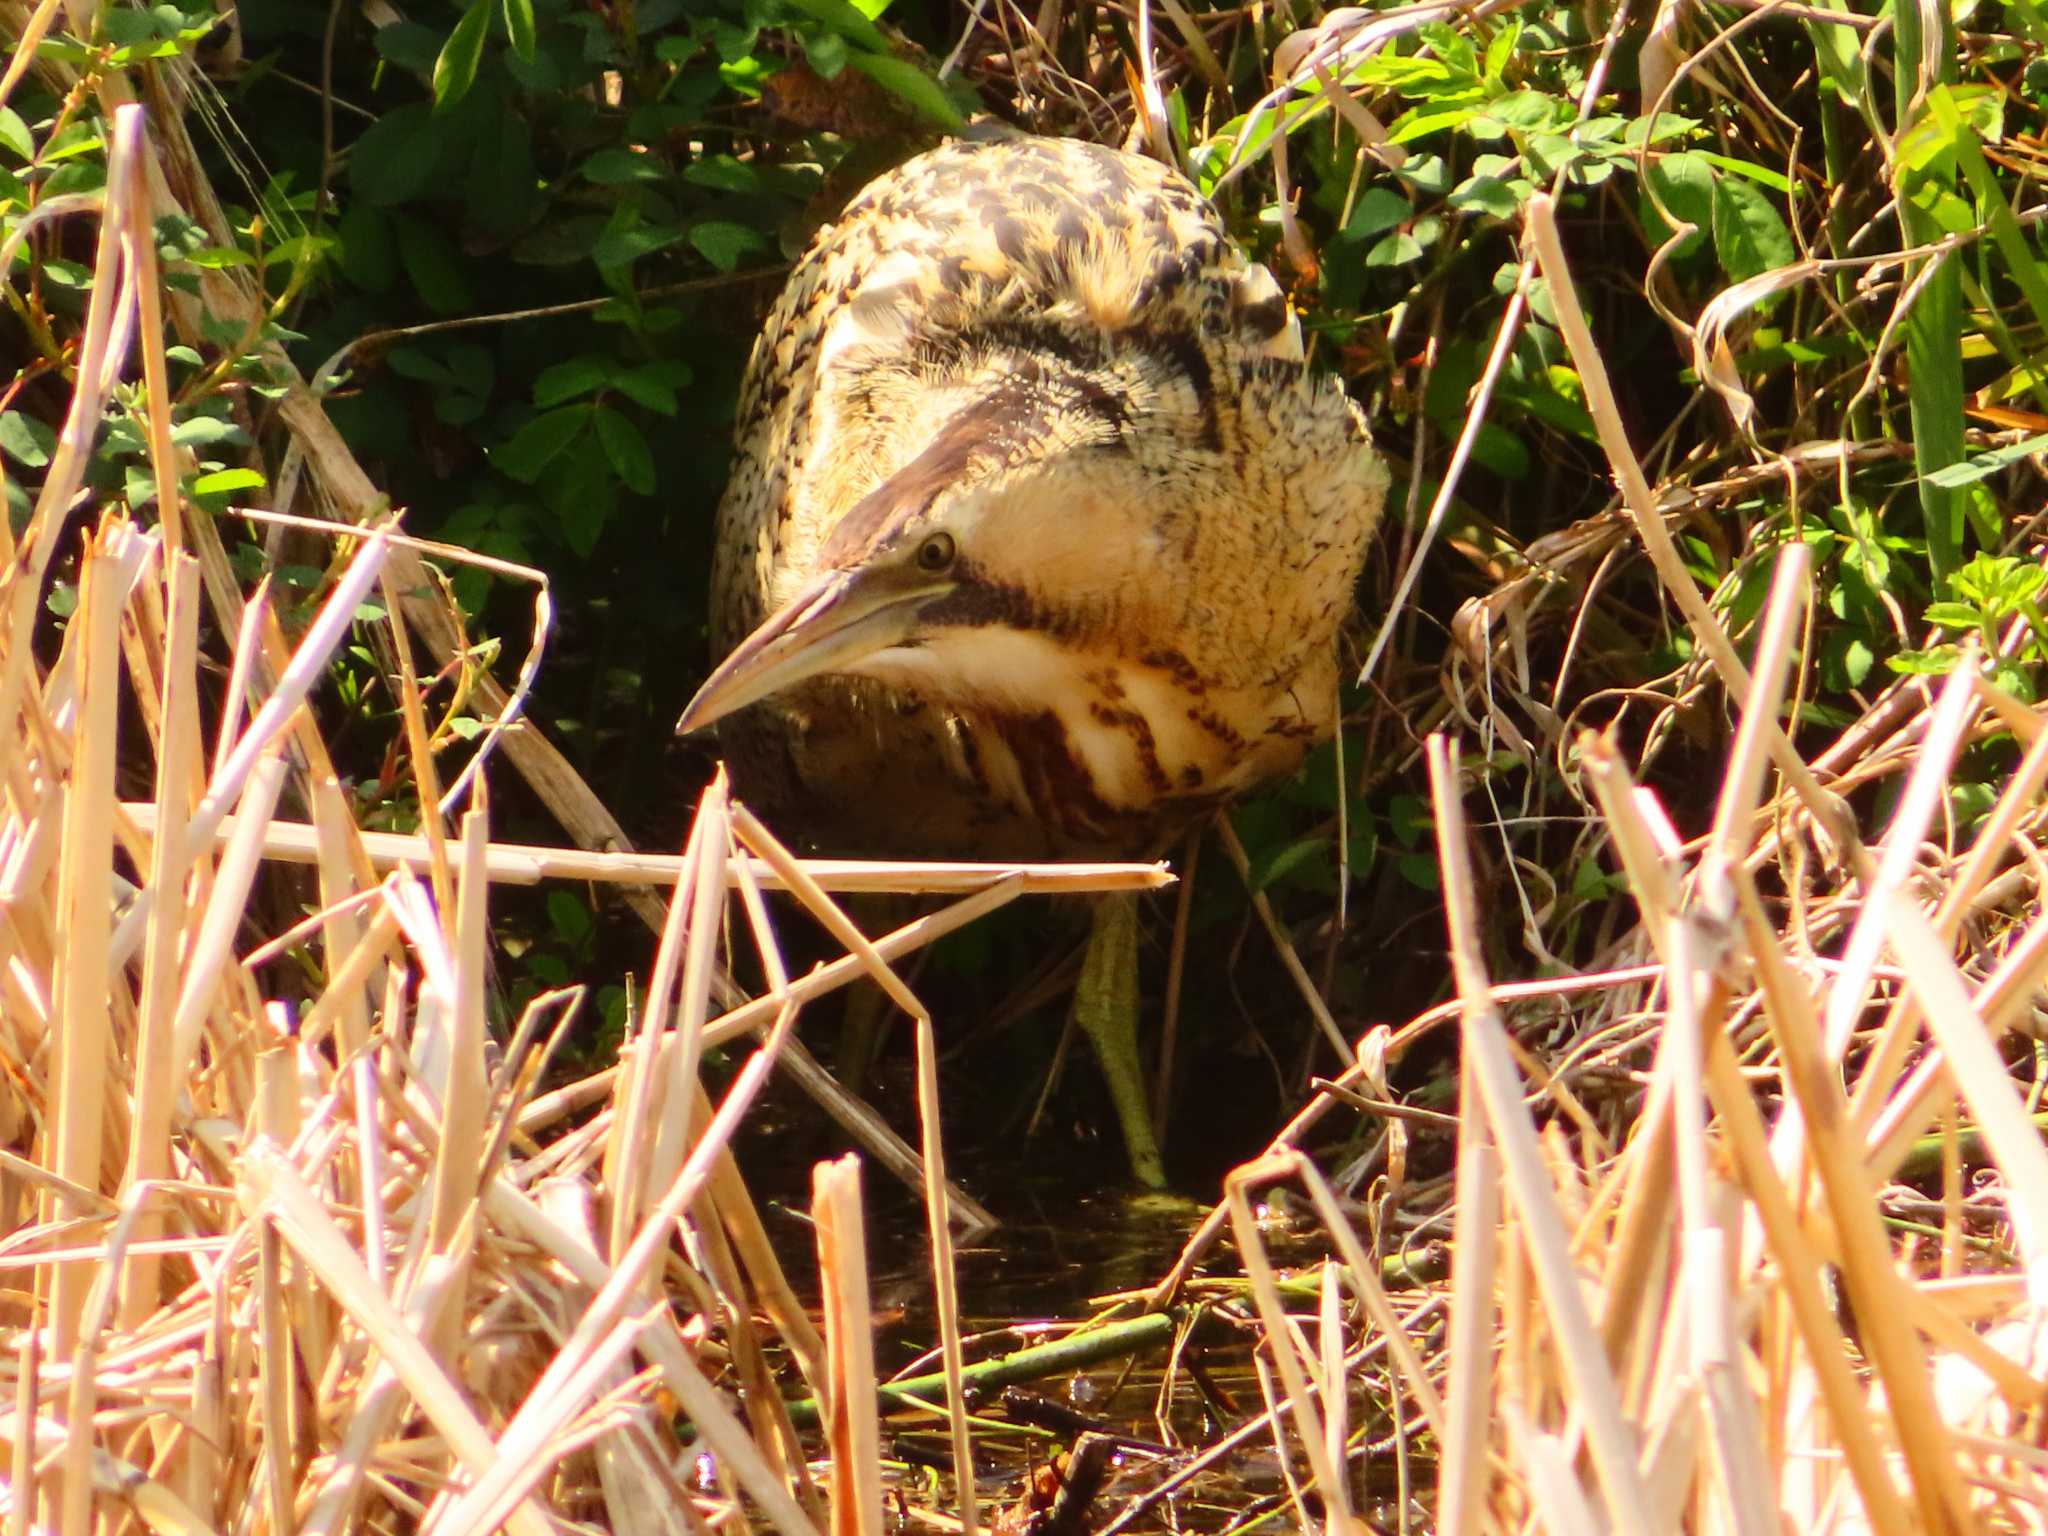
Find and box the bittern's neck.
[860,623,1333,835]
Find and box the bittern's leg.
[835,894,907,1095]
[1073,892,1166,1189]
[836,978,893,1097]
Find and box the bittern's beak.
[677,566,954,735]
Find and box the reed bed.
[1182,199,2048,1534]
[0,97,1168,1535]
[8,50,2048,1536]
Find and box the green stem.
[782,1310,1183,1429]
[1893,0,1967,593]
[1896,1110,2048,1178]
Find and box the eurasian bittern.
[678,134,1386,1186]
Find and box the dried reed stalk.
[0,100,1167,1536]
[1198,193,2048,1536]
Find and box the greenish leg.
[835,894,905,1095]
[1072,892,1166,1189]
[836,977,892,1098]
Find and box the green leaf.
[1926,432,2048,488]
[1448,173,1520,220]
[394,215,475,314]
[688,219,768,272]
[544,437,619,555]
[0,411,55,469]
[437,394,485,427]
[183,244,254,269]
[1482,89,1568,132]
[804,27,850,77]
[375,19,446,75]
[611,362,689,414]
[501,0,536,61]
[547,889,593,944]
[1711,175,1795,281]
[581,147,665,184]
[712,20,759,61]
[1524,132,1578,179]
[1396,852,1440,891]
[191,467,266,495]
[501,37,562,91]
[386,347,452,387]
[347,103,440,206]
[494,407,590,482]
[0,106,32,161]
[682,155,764,193]
[1468,421,1531,479]
[1693,152,1793,193]
[103,6,164,42]
[778,0,888,50]
[34,36,93,67]
[592,217,688,269]
[1922,601,1984,631]
[275,564,325,591]
[1840,635,1874,688]
[171,415,248,448]
[1387,793,1430,846]
[1394,151,1450,196]
[533,356,612,406]
[1365,230,1423,267]
[1888,646,1961,675]
[846,51,966,130]
[262,233,341,272]
[593,406,655,494]
[1570,854,1620,902]
[1643,151,1713,258]
[1622,113,1699,147]
[1343,186,1411,240]
[466,109,539,235]
[433,0,492,109]
[1482,18,1520,80]
[1388,102,1479,145]
[1897,82,2003,174]
[1254,835,1329,892]
[337,202,398,292]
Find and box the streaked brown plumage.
[680,133,1386,1182]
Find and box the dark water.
[705,907,1443,1535]
[732,1142,1426,1536]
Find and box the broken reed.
[2,99,1185,1536]
[1202,200,2048,1534]
[1221,596,2048,1535]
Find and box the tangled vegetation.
[9,0,2048,1097]
[7,0,2048,1526]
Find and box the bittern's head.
[677,348,1202,736]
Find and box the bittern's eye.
[916,532,957,573]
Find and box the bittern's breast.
[700,135,1386,860]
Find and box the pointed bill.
[677,566,952,735]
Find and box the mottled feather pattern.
[707,135,1386,857]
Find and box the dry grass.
[0,98,1173,1536]
[1173,198,2048,1535]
